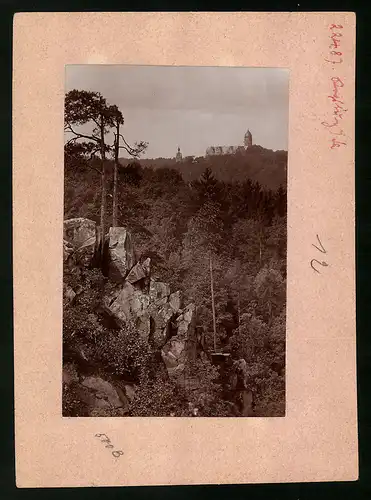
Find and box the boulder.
[81,376,124,409]
[141,257,151,276]
[63,284,76,306]
[67,376,129,416]
[169,291,181,312]
[63,218,97,266]
[176,303,196,338]
[134,313,152,340]
[63,239,74,263]
[148,302,176,347]
[161,303,196,379]
[124,384,136,402]
[126,257,151,285]
[149,279,170,305]
[103,281,151,337]
[101,243,193,356]
[231,358,248,390]
[105,227,136,283]
[104,279,182,346]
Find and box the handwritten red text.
[321,24,347,149]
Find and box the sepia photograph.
[13,12,357,487]
[62,65,288,418]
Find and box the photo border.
[12,11,357,488]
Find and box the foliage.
[254,266,286,325]
[94,324,151,381]
[228,315,269,361]
[63,268,107,346]
[62,382,89,417]
[182,358,231,416]
[129,377,184,417]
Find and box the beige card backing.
[13,12,357,487]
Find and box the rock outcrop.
[103,276,195,356]
[161,303,197,379]
[64,220,197,383]
[101,228,196,374]
[64,218,97,266]
[63,239,74,263]
[81,376,126,409]
[63,369,129,417]
[149,279,170,305]
[126,257,151,286]
[103,281,151,334]
[63,283,76,306]
[105,227,136,282]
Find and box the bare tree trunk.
[112,123,120,228]
[99,121,107,260]
[209,252,217,352]
[268,300,273,327]
[259,229,262,266]
[112,162,118,227]
[237,293,241,336]
[100,156,106,251]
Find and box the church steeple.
[176,146,183,162]
[244,129,252,148]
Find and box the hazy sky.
[66,65,289,158]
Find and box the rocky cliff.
[63,217,198,416]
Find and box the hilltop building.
[175,147,183,163]
[206,129,253,157]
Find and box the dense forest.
[63,90,287,418]
[119,145,287,189]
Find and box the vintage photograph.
[63,65,288,418]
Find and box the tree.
[65,90,148,239]
[111,107,148,227]
[254,267,285,326]
[111,106,125,228]
[182,198,225,351]
[209,251,217,351]
[120,162,143,187]
[228,314,268,361]
[191,167,221,203]
[275,185,287,218]
[65,90,116,251]
[223,259,253,333]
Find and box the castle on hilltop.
[205,129,253,157]
[174,130,253,163]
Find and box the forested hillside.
[119,145,287,190]
[64,153,287,417]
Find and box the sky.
[65,65,289,159]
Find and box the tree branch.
[91,117,101,129]
[87,147,101,165]
[66,136,79,146]
[118,133,147,157]
[64,123,100,143]
[118,144,141,157]
[118,133,135,151]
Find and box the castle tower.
[244,129,252,148]
[176,147,183,163]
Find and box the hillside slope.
[120,146,287,189]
